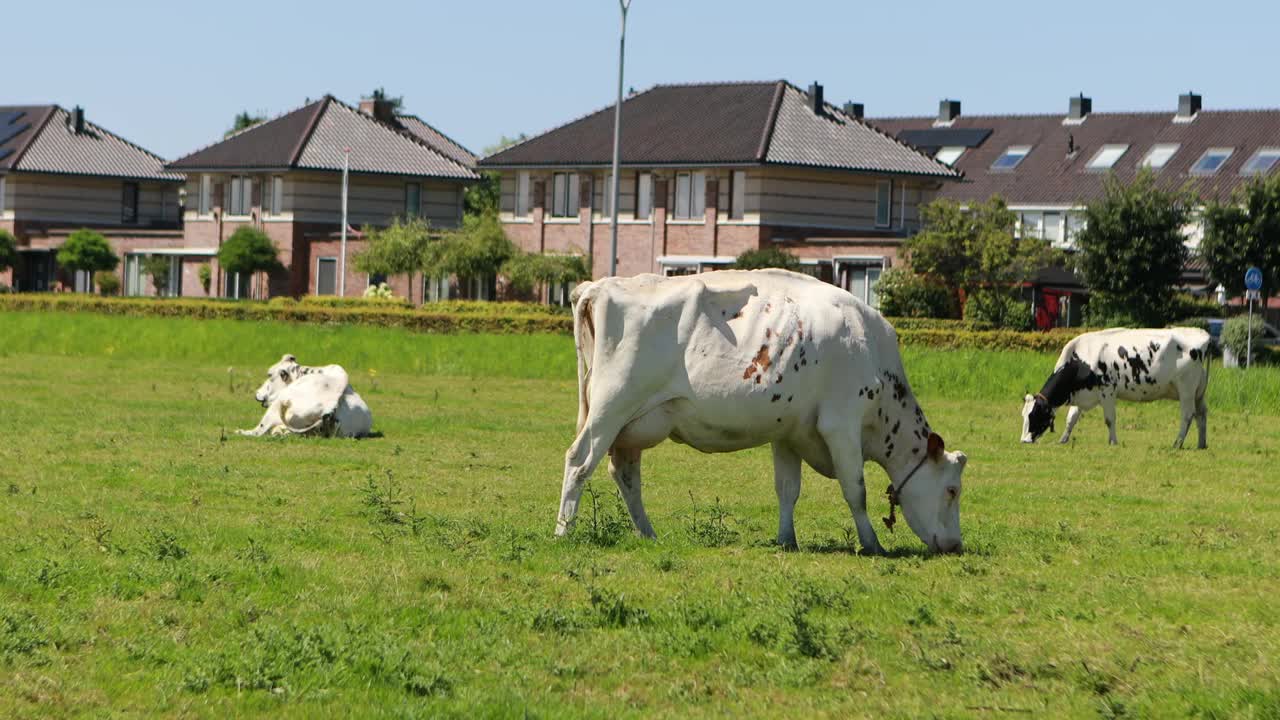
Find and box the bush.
[963,289,1032,331]
[363,282,397,300]
[1081,292,1143,328]
[733,247,801,271]
[1222,315,1266,364]
[0,229,16,273]
[1167,294,1224,323]
[877,269,958,318]
[197,263,212,294]
[218,228,282,275]
[300,294,410,308]
[95,271,121,296]
[56,229,118,284]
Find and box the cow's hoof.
[1058,437,1070,445]
[777,541,799,552]
[859,544,886,557]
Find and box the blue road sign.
[1245,267,1263,291]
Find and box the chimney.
[808,82,824,115]
[1177,92,1202,119]
[69,105,85,134]
[937,99,961,124]
[842,101,864,119]
[1068,93,1092,120]
[359,97,396,124]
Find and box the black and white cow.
[1021,328,1211,448]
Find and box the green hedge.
[0,293,1088,351]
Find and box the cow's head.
[896,432,966,554]
[1020,393,1055,443]
[254,354,300,406]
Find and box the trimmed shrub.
[1222,315,1266,364]
[1081,292,1143,328]
[733,247,801,271]
[197,263,212,294]
[95,271,121,296]
[876,268,958,319]
[963,289,1033,331]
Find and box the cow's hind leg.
[771,442,802,550]
[557,412,627,537]
[1102,397,1119,445]
[818,420,883,555]
[608,447,656,539]
[1173,389,1197,449]
[1195,394,1208,450]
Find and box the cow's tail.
[1194,335,1212,406]
[571,281,599,433]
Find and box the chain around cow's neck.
[883,453,930,533]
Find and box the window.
[224,270,252,299]
[368,273,387,288]
[991,146,1031,171]
[425,275,450,302]
[730,170,746,220]
[1191,148,1233,175]
[316,257,338,296]
[551,172,579,218]
[266,176,283,215]
[662,263,699,277]
[934,146,964,166]
[74,269,93,293]
[838,260,885,308]
[121,182,139,224]
[1241,148,1280,176]
[227,176,252,215]
[404,182,421,217]
[636,172,653,220]
[1140,144,1180,170]
[124,254,143,296]
[1066,213,1087,241]
[1043,212,1062,244]
[0,176,6,213]
[673,172,706,220]
[199,174,212,214]
[602,173,614,216]
[875,180,892,228]
[146,256,183,297]
[1019,211,1044,239]
[1086,144,1129,170]
[515,171,530,217]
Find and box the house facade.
[479,81,956,308]
[870,93,1280,325]
[0,105,184,293]
[166,96,477,300]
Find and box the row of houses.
[4,83,1279,322]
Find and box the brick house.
[870,93,1280,326]
[478,81,956,308]
[0,105,184,293]
[165,95,476,301]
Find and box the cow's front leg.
[818,419,883,555]
[1058,406,1082,444]
[609,447,656,539]
[236,403,281,436]
[771,441,802,550]
[1102,398,1119,445]
[556,411,626,537]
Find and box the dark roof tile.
[0,105,179,181]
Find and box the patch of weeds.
[588,584,649,628]
[531,608,584,635]
[977,654,1030,688]
[235,538,271,569]
[0,608,50,664]
[497,529,533,563]
[143,527,188,561]
[684,492,740,548]
[906,605,937,627]
[653,555,680,573]
[6,483,19,495]
[87,516,117,554]
[32,559,69,589]
[747,619,781,647]
[359,470,409,526]
[572,483,631,548]
[418,575,451,594]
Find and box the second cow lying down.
[238,354,373,438]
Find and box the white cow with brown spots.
[557,270,967,554]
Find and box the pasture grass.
[1,312,1279,717]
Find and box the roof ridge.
[168,96,327,167]
[320,97,476,179]
[8,105,58,170]
[288,95,332,167]
[396,112,477,163]
[755,80,787,161]
[874,107,1280,122]
[481,85,671,162]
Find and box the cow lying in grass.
[238,354,373,438]
[1021,328,1211,448]
[559,270,967,555]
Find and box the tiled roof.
[479,81,956,178]
[870,109,1280,205]
[0,105,180,181]
[167,96,477,180]
[396,114,477,168]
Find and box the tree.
[197,263,212,295]
[503,252,590,302]
[141,254,173,296]
[424,213,517,298]
[225,111,265,138]
[56,229,118,291]
[1076,170,1191,326]
[0,229,16,274]
[905,197,1057,317]
[1201,172,1280,303]
[354,216,434,303]
[95,270,120,296]
[217,227,282,299]
[876,267,957,318]
[733,247,801,271]
[369,87,404,112]
[466,134,528,218]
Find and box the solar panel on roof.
[0,148,12,162]
[0,111,32,150]
[897,127,992,150]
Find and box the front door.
[19,251,54,292]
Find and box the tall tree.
[217,227,283,300]
[502,251,590,302]
[1201,172,1280,303]
[466,134,528,218]
[225,111,265,138]
[424,213,517,292]
[1076,170,1191,326]
[56,229,119,291]
[353,217,434,303]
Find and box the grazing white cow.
[1021,328,1211,448]
[238,354,373,438]
[558,270,967,554]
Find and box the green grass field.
[2,312,1279,718]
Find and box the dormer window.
[1140,144,1180,170]
[991,146,1030,171]
[1086,144,1129,170]
[1191,148,1233,175]
[1241,148,1280,176]
[934,146,964,166]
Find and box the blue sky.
[8,0,1277,160]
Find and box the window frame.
[874,180,893,228]
[226,176,252,216]
[404,182,421,218]
[673,171,706,220]
[514,171,530,217]
[267,175,283,215]
[636,172,653,220]
[315,256,339,296]
[729,170,746,220]
[1085,144,1130,171]
[602,172,614,217]
[934,146,964,166]
[1190,147,1234,176]
[1140,143,1180,170]
[990,145,1031,171]
[121,182,139,224]
[199,174,212,215]
[1241,148,1280,176]
[551,172,579,218]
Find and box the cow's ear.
[927,432,945,461]
[282,353,297,363]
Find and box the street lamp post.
[340,147,350,297]
[608,0,632,277]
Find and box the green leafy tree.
[466,134,527,218]
[0,229,16,273]
[733,247,802,271]
[141,254,173,296]
[225,111,265,138]
[906,197,1057,319]
[354,216,434,304]
[1076,170,1192,326]
[217,227,282,300]
[503,252,590,301]
[876,267,957,318]
[1201,172,1280,303]
[370,87,404,111]
[56,229,118,291]
[426,214,517,294]
[197,263,212,294]
[95,270,120,296]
